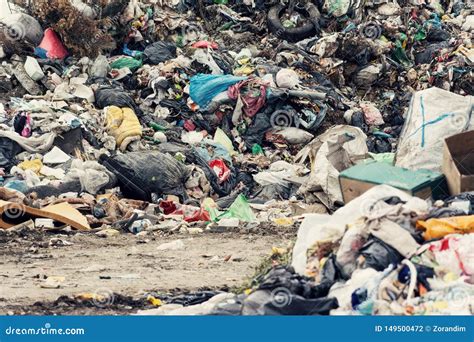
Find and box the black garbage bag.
[156,142,194,159]
[99,151,191,202]
[164,291,219,306]
[258,266,316,297]
[143,41,177,65]
[414,41,449,65]
[351,111,368,133]
[242,113,272,149]
[211,51,233,75]
[427,206,467,219]
[241,265,339,315]
[242,290,338,315]
[53,127,84,154]
[190,148,238,197]
[210,294,246,316]
[359,237,404,271]
[337,39,374,67]
[0,137,22,171]
[251,183,293,203]
[398,263,435,291]
[159,99,193,118]
[26,180,83,199]
[426,27,450,42]
[95,86,143,117]
[314,254,345,297]
[445,192,474,214]
[367,136,392,153]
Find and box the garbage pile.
[0,0,473,315]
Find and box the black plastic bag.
[313,254,345,297]
[426,27,450,42]
[95,86,143,117]
[414,42,449,65]
[251,183,293,203]
[242,290,338,315]
[53,127,84,154]
[258,266,316,297]
[99,151,191,202]
[27,180,82,199]
[359,237,404,271]
[0,137,22,171]
[444,192,474,214]
[427,206,467,219]
[243,113,272,149]
[164,291,219,306]
[143,41,177,65]
[191,148,238,197]
[398,263,435,291]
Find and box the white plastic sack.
[296,125,368,205]
[275,68,300,89]
[272,127,314,145]
[253,160,306,187]
[1,13,43,45]
[395,88,473,172]
[64,160,115,194]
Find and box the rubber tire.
[267,4,320,42]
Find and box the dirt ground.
[0,225,296,315]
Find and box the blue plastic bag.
[189,74,246,108]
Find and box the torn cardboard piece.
[442,130,474,195]
[0,200,90,231]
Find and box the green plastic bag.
[252,144,263,155]
[392,40,412,68]
[208,195,256,222]
[368,152,395,165]
[110,57,142,71]
[226,195,256,222]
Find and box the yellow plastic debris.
[147,295,163,307]
[234,65,255,76]
[75,292,108,302]
[271,247,286,255]
[105,106,142,150]
[416,215,474,240]
[273,217,294,226]
[18,159,43,174]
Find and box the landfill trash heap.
[0,0,473,315]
